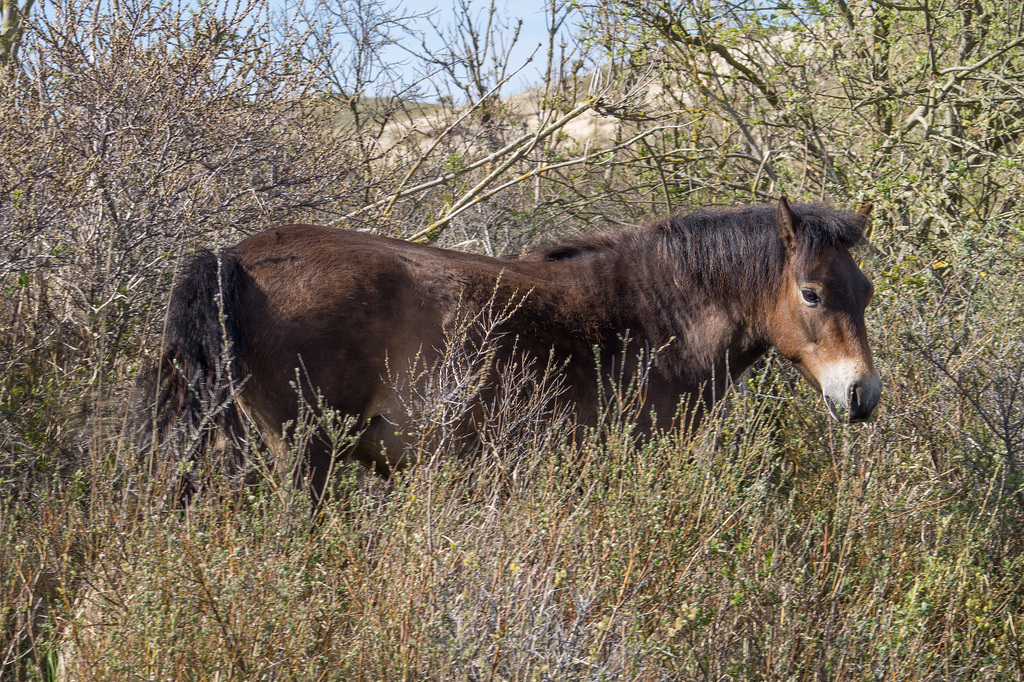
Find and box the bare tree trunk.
[0,0,32,67]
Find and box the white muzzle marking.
[817,359,881,422]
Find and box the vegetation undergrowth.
[7,369,1023,679]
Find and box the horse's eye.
[801,288,821,307]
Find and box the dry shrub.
[42,363,1024,679]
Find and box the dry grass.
[17,362,1024,680]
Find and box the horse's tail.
[136,250,247,504]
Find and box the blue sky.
[377,0,576,98]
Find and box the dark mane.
[664,201,868,249]
[523,202,869,298]
[657,202,868,295]
[521,232,623,262]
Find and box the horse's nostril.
[847,380,878,422]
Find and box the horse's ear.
[856,202,875,243]
[776,195,800,252]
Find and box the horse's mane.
[669,202,868,248]
[521,231,623,262]
[523,202,869,296]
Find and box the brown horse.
[145,197,880,498]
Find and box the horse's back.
[227,226,450,446]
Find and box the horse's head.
[768,197,881,422]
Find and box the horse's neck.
[563,245,770,385]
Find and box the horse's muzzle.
[846,375,881,422]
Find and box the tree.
[578,0,1024,250]
[0,0,33,66]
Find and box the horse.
[143,196,880,500]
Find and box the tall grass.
[8,335,1024,679]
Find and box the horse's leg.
[303,416,408,503]
[305,442,333,505]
